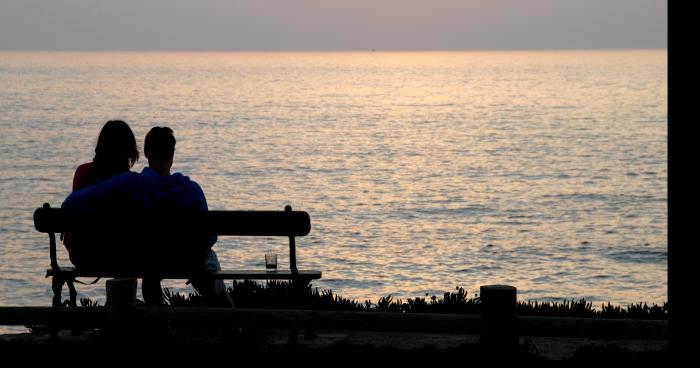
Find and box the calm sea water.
[0,51,667,328]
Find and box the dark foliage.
[156,281,668,319]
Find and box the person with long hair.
[72,120,139,191]
[63,120,139,268]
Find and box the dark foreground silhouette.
[0,327,669,363]
[4,281,667,362]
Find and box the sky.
[0,0,667,51]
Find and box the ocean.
[0,51,667,331]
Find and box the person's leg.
[190,250,234,307]
[140,277,174,340]
[142,278,165,306]
[190,277,233,307]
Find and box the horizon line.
[0,47,668,53]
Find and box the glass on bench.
[265,253,277,272]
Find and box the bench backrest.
[34,203,311,275]
[34,207,311,236]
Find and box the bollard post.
[480,284,518,352]
[106,278,137,343]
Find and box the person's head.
[93,120,139,180]
[144,126,176,175]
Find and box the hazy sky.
[0,0,666,51]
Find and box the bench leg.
[65,279,85,335]
[300,280,318,339]
[49,276,64,341]
[286,278,300,346]
[287,278,316,345]
[49,276,82,337]
[67,279,78,307]
[300,278,319,339]
[51,276,64,307]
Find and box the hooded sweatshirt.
[64,167,208,213]
[137,167,208,211]
[62,167,218,270]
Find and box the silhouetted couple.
[62,120,233,307]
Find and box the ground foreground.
[0,327,668,362]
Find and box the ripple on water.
[606,249,667,264]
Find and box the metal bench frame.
[34,203,322,308]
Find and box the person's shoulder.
[75,162,95,171]
[73,162,98,191]
[185,177,205,193]
[74,162,96,176]
[178,174,207,202]
[112,170,139,181]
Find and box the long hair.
[93,120,139,180]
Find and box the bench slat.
[46,267,321,280]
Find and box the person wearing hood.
[62,126,232,308]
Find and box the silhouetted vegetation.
[519,298,668,319]
[23,281,666,334]
[165,281,667,319]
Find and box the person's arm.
[191,182,217,248]
[62,171,137,211]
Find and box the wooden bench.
[33,203,322,308]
